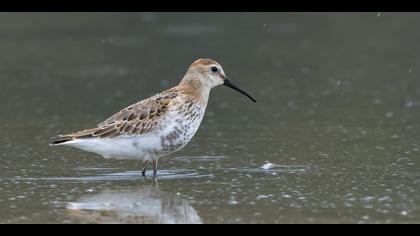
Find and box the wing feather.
[50,89,179,145]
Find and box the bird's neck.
[178,74,211,106]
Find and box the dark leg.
[142,160,150,176]
[152,158,159,176]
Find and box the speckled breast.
[159,101,206,156]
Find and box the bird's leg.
[152,158,159,176]
[142,160,150,176]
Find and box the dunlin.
[50,59,256,176]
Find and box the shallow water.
[1,12,420,223]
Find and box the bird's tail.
[49,127,100,146]
[49,135,75,146]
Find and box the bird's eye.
[210,66,218,73]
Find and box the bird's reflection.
[66,184,202,224]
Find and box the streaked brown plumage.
[50,59,256,176]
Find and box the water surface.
[1,12,420,223]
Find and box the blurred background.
[0,12,420,223]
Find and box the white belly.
[64,135,162,160]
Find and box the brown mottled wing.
[52,90,178,143]
[95,90,178,138]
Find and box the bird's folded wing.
[56,90,178,140]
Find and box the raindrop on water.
[228,196,239,205]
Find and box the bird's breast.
[158,102,206,155]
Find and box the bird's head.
[180,58,256,102]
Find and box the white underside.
[62,134,163,160]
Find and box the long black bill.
[223,78,256,102]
